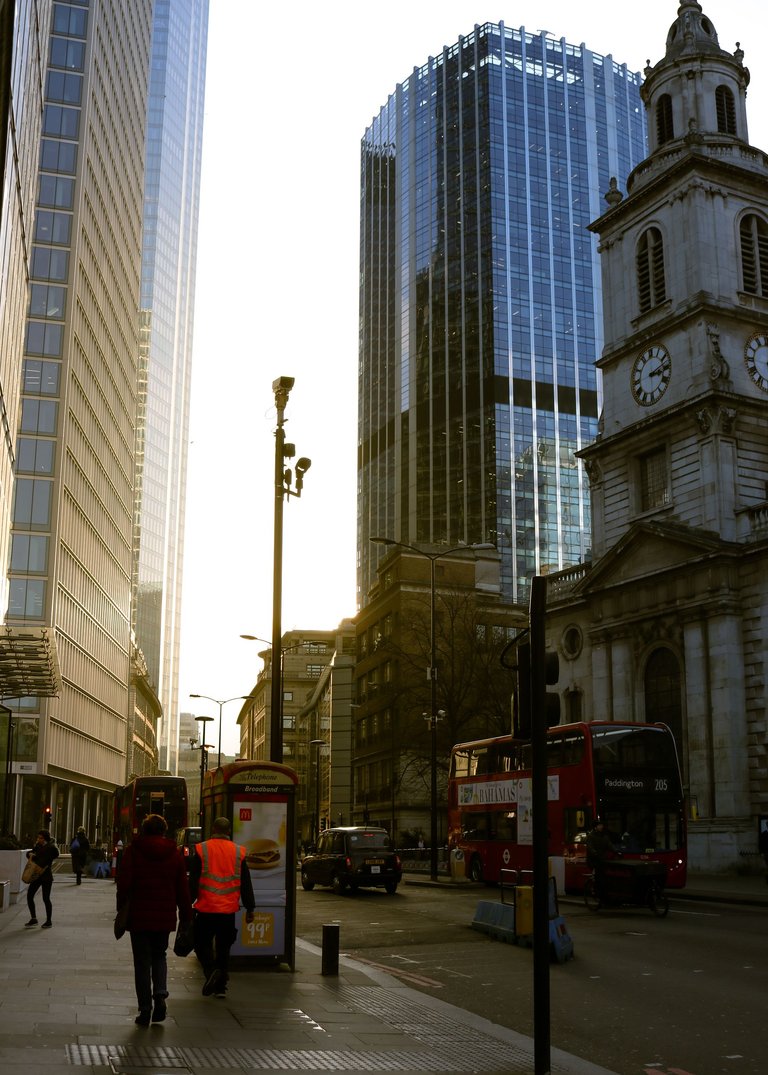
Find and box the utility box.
[201,760,298,969]
[515,883,534,937]
[0,879,9,912]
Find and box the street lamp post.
[190,694,247,770]
[194,715,214,828]
[270,377,311,764]
[310,739,324,845]
[371,537,495,882]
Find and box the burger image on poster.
[234,800,287,898]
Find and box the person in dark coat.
[585,818,615,903]
[70,827,90,884]
[25,830,59,929]
[116,814,193,1026]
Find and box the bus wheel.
[648,884,669,918]
[469,856,483,883]
[583,877,600,913]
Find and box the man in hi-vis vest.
[189,816,255,998]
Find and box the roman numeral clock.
[744,332,768,393]
[631,343,671,406]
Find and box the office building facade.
[359,22,647,607]
[133,0,208,775]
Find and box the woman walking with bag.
[116,814,192,1026]
[25,830,59,929]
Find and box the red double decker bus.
[448,721,686,893]
[113,776,188,848]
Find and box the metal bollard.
[321,923,340,976]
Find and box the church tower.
[549,2,768,872]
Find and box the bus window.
[496,811,517,842]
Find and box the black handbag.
[113,901,130,940]
[173,920,195,957]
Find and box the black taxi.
[300,826,402,895]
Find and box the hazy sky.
[179,0,767,752]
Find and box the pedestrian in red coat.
[116,814,193,1026]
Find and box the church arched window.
[644,647,683,766]
[740,214,768,296]
[715,85,737,135]
[636,227,666,313]
[656,94,674,145]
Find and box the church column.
[610,637,634,723]
[707,613,749,818]
[683,619,713,816]
[590,635,613,720]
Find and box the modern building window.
[40,139,77,174]
[34,211,72,245]
[740,213,768,296]
[23,360,60,395]
[31,246,69,281]
[637,227,666,313]
[38,175,75,209]
[13,479,52,529]
[21,399,57,434]
[43,104,80,138]
[8,579,45,619]
[305,664,324,678]
[10,534,49,573]
[29,284,66,319]
[656,94,674,144]
[639,447,670,512]
[25,321,63,356]
[715,85,736,135]
[46,70,83,105]
[17,438,55,475]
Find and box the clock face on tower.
[631,344,672,406]
[744,332,768,393]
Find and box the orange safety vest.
[194,839,246,913]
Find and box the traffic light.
[43,806,52,825]
[512,642,560,738]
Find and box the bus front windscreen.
[590,725,684,853]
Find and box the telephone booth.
[201,760,298,969]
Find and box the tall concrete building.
[359,22,647,608]
[6,0,154,842]
[133,0,208,775]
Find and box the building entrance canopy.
[0,626,60,699]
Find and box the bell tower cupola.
[638,1,750,163]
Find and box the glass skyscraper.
[134,0,208,774]
[358,23,647,606]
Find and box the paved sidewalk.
[0,869,618,1075]
[1,866,764,1075]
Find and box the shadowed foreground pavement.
[0,866,619,1075]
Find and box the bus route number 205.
[655,778,669,792]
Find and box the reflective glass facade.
[358,24,646,605]
[134,0,208,773]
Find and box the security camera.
[273,375,295,392]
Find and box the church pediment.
[573,519,729,593]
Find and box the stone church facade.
[546,1,768,873]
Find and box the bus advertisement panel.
[448,722,686,893]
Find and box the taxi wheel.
[384,880,398,895]
[331,873,347,895]
[301,870,315,891]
